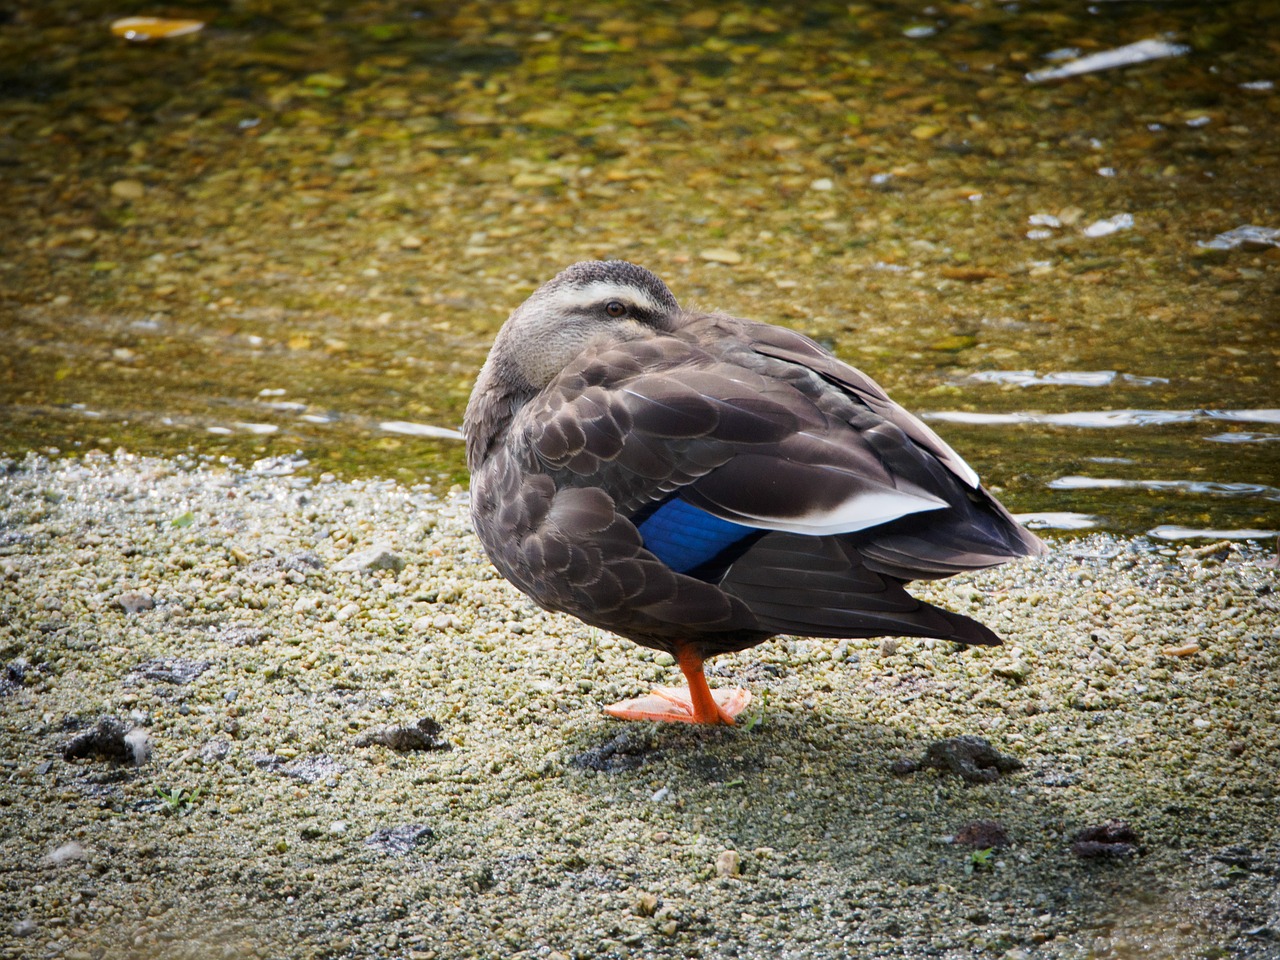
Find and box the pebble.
[116,590,154,614]
[698,248,743,265]
[365,824,434,856]
[1161,641,1201,657]
[335,544,405,573]
[715,850,741,877]
[954,820,1011,848]
[353,717,450,752]
[109,179,145,201]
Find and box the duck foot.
[603,686,752,725]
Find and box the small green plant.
[741,689,769,732]
[170,510,195,528]
[964,848,996,876]
[155,784,204,815]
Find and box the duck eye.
[604,301,627,318]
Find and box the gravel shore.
[1,451,1277,960]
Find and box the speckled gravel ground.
[1,451,1277,960]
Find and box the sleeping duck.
[464,261,1047,725]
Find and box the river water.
[2,1,1277,539]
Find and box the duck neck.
[463,352,534,472]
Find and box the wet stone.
[1198,224,1280,252]
[109,178,145,201]
[365,824,435,856]
[918,735,1023,784]
[1072,820,1141,858]
[353,716,450,752]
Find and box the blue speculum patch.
[635,497,758,573]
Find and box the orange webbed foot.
[603,685,751,725]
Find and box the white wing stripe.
[734,489,947,536]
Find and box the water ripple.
[1048,476,1280,500]
[379,421,466,441]
[1205,432,1280,444]
[1149,525,1280,541]
[962,370,1168,387]
[925,409,1280,428]
[1014,512,1099,530]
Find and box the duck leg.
[603,646,752,725]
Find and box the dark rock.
[255,753,345,784]
[1072,820,1141,858]
[1038,769,1082,788]
[127,657,211,685]
[0,658,29,696]
[954,820,1011,848]
[919,735,1023,784]
[354,717,450,752]
[283,551,324,572]
[245,552,322,581]
[218,623,271,646]
[365,824,434,856]
[198,738,231,763]
[570,730,659,773]
[1212,845,1265,873]
[62,716,150,765]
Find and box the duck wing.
[526,332,951,538]
[726,317,1049,579]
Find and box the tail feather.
[720,532,1005,646]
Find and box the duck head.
[464,260,681,469]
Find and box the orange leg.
[603,645,751,725]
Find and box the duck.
[463,261,1047,725]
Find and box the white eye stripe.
[547,281,666,316]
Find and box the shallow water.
[1,1,1277,538]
